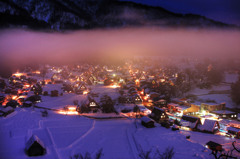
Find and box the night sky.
[122,0,240,26]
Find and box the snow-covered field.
[188,73,239,108]
[1,78,240,159]
[1,107,240,159]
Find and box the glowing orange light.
[135,79,140,85]
[57,110,79,115]
[83,91,88,95]
[13,72,26,77]
[57,106,78,115]
[33,71,41,74]
[110,84,120,88]
[68,106,76,111]
[12,96,18,100]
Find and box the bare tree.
[210,141,239,159]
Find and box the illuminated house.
[132,94,142,104]
[200,103,226,113]
[180,115,201,130]
[74,82,88,94]
[150,107,168,122]
[197,119,220,134]
[154,99,167,108]
[227,127,240,139]
[86,99,99,110]
[211,110,238,119]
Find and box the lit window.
[89,102,96,107]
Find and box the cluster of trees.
[100,95,115,113]
[231,77,240,105]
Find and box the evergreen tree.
[231,78,240,105]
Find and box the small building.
[25,135,46,156]
[227,127,240,139]
[26,95,42,103]
[6,100,19,108]
[141,116,155,128]
[205,141,222,151]
[132,94,142,104]
[154,99,167,108]
[200,103,225,113]
[23,101,33,107]
[211,110,238,119]
[180,115,201,130]
[198,119,220,133]
[150,107,168,122]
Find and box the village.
[0,57,240,159]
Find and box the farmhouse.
[141,116,155,128]
[25,135,46,156]
[205,141,222,151]
[200,103,226,113]
[180,115,201,130]
[198,119,220,133]
[227,127,240,139]
[211,110,238,119]
[150,107,168,122]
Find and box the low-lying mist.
[0,27,240,70]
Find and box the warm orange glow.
[110,84,120,88]
[68,106,76,111]
[144,96,148,101]
[83,91,88,95]
[57,106,78,115]
[24,84,31,88]
[13,72,26,77]
[135,79,140,85]
[32,70,41,74]
[12,95,18,100]
[58,110,79,115]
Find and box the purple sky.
[122,0,240,26]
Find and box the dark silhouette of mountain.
[0,0,238,30]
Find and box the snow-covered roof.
[141,116,154,123]
[198,119,219,132]
[25,135,46,151]
[180,115,200,129]
[212,110,236,115]
[227,126,240,133]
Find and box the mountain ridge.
[0,0,238,31]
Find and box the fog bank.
[0,28,240,67]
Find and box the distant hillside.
[0,0,238,30]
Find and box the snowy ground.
[1,108,239,159]
[1,80,240,159]
[188,73,239,108]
